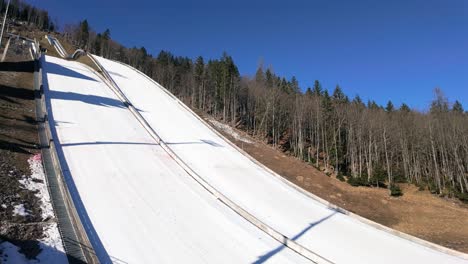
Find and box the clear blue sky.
[33,0,467,110]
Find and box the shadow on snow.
[45,62,98,82]
[252,211,338,264]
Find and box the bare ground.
[203,115,468,253]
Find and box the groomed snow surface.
[94,55,467,264]
[41,55,311,263]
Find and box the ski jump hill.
[34,36,468,264]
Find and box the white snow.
[18,154,55,220]
[207,117,253,144]
[12,204,29,217]
[42,55,311,264]
[95,55,468,264]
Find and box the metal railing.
[34,43,98,264]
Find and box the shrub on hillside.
[336,172,346,182]
[347,176,370,187]
[455,191,468,203]
[390,184,403,196]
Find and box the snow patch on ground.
[2,154,68,264]
[18,154,54,220]
[207,118,253,144]
[12,204,30,216]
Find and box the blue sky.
[33,0,467,110]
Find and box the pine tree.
[386,100,394,112]
[312,80,322,96]
[93,33,102,55]
[368,100,379,110]
[322,90,333,113]
[265,68,273,88]
[399,103,410,113]
[452,100,464,113]
[280,77,289,93]
[353,95,365,108]
[290,76,299,93]
[332,85,346,102]
[255,65,264,84]
[79,19,89,48]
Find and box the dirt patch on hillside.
[0,39,45,259]
[204,116,468,253]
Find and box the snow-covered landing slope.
[95,56,468,264]
[42,55,312,264]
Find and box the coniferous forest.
[3,0,467,200]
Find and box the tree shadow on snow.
[61,141,158,147]
[47,90,127,109]
[44,61,98,82]
[108,70,127,79]
[252,211,338,264]
[44,62,145,112]
[0,236,84,264]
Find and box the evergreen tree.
[290,76,299,93]
[79,19,89,48]
[265,68,273,88]
[280,77,289,93]
[312,80,322,96]
[353,95,365,108]
[399,103,411,113]
[452,100,464,113]
[322,90,333,113]
[255,65,264,84]
[93,33,102,55]
[386,100,394,112]
[194,56,205,81]
[332,85,346,102]
[368,100,380,110]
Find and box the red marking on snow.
[32,153,42,162]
